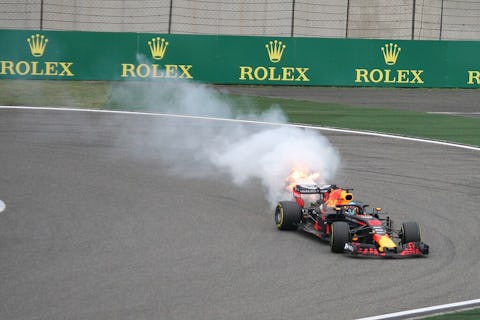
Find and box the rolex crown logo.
[27,34,48,57]
[381,43,401,65]
[265,40,286,63]
[148,37,169,60]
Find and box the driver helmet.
[345,202,361,216]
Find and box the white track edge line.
[428,111,480,115]
[355,298,480,320]
[2,106,479,152]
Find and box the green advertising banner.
[1,29,480,88]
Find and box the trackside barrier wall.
[1,29,480,88]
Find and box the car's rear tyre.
[401,221,421,243]
[330,221,350,253]
[275,201,301,230]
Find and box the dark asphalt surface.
[213,85,480,117]
[0,106,479,320]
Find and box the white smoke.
[210,126,340,204]
[110,76,340,206]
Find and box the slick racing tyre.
[330,221,350,253]
[401,221,421,243]
[275,201,301,230]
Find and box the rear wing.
[293,184,340,206]
[292,184,355,208]
[293,184,321,194]
[293,184,341,193]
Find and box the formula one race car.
[274,184,429,257]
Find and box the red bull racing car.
[274,184,429,257]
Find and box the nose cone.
[376,235,397,252]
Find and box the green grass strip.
[246,96,480,146]
[0,79,109,109]
[1,80,479,146]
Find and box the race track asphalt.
[0,105,479,320]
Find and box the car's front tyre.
[401,221,421,243]
[330,221,350,253]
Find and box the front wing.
[343,241,429,258]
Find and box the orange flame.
[285,168,321,191]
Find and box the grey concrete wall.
[347,0,414,39]
[441,0,480,40]
[294,1,347,38]
[0,0,171,32]
[0,0,479,40]
[0,0,41,30]
[171,1,292,36]
[414,0,442,40]
[42,0,171,33]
